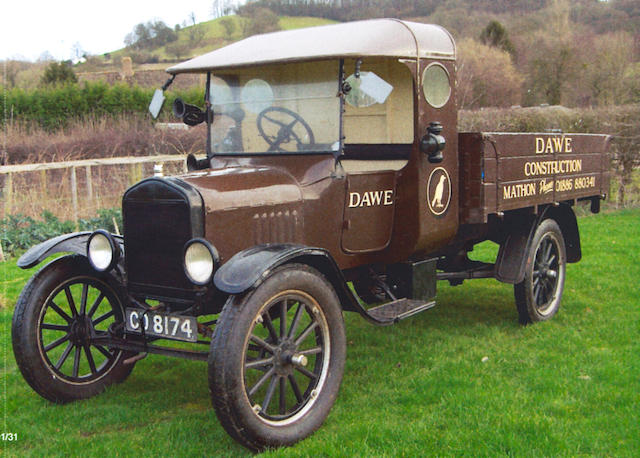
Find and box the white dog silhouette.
[431,175,447,208]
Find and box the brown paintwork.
[174,56,470,273]
[172,66,609,275]
[459,133,610,223]
[135,22,610,285]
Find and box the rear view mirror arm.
[162,74,176,91]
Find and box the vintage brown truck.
[12,19,610,451]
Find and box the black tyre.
[514,219,567,324]
[12,255,134,403]
[209,264,346,451]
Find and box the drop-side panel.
[459,132,610,223]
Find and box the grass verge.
[1,209,638,456]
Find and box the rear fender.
[213,244,361,312]
[495,204,580,284]
[17,232,124,269]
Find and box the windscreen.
[209,61,340,155]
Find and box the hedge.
[1,82,205,130]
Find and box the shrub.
[457,38,524,109]
[0,209,123,258]
[1,82,205,131]
[41,62,77,86]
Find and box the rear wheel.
[12,255,134,403]
[209,264,346,451]
[514,219,567,324]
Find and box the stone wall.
[77,58,203,89]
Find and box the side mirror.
[148,89,165,119]
[148,75,176,119]
[173,98,209,126]
[420,122,446,163]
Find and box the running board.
[364,299,436,326]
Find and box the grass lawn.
[1,209,638,456]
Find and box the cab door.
[413,60,459,253]
[341,170,397,253]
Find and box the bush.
[1,82,205,131]
[0,209,123,258]
[457,38,524,109]
[41,62,77,86]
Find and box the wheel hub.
[69,315,93,346]
[274,339,299,376]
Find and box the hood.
[178,164,303,213]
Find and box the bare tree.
[212,0,234,18]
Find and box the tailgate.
[459,132,611,223]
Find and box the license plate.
[125,308,197,342]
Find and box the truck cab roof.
[166,18,456,74]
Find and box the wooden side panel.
[458,132,610,222]
[459,132,496,224]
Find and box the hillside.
[4,1,638,108]
[75,15,336,74]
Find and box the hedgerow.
[1,82,204,130]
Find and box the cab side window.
[343,58,414,150]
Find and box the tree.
[220,17,236,40]
[166,41,191,60]
[607,105,640,207]
[188,21,206,48]
[522,0,580,106]
[584,31,636,106]
[41,62,77,85]
[479,20,515,56]
[457,38,524,109]
[240,6,281,37]
[124,21,177,50]
[212,0,235,19]
[1,60,29,88]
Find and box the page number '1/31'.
[1,433,18,441]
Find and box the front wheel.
[209,264,346,451]
[514,219,567,324]
[12,255,134,403]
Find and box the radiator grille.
[123,179,202,299]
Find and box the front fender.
[17,232,124,269]
[213,244,362,312]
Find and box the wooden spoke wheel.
[515,219,567,324]
[12,256,134,403]
[209,264,345,451]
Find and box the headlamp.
[183,238,218,285]
[87,230,120,272]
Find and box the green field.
[1,209,638,456]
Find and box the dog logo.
[427,167,451,216]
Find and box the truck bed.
[459,132,611,224]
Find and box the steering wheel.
[256,107,315,152]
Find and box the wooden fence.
[0,155,188,221]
